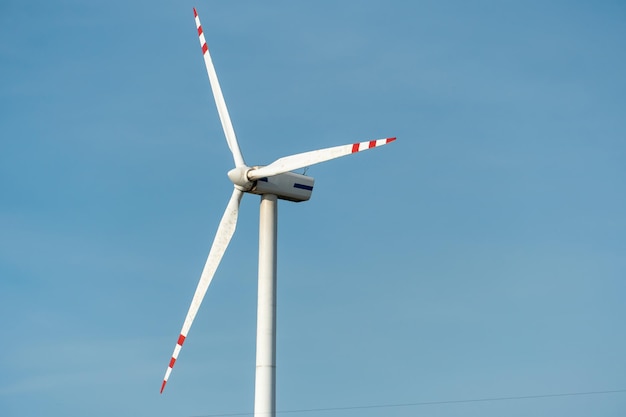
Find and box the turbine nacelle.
[227,166,314,202]
[250,171,314,202]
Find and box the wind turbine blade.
[160,187,244,393]
[247,137,396,180]
[193,8,246,168]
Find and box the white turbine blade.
[161,187,244,394]
[193,8,246,168]
[247,137,396,180]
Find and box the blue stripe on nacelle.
[294,183,313,191]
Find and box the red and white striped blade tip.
[351,136,396,153]
[160,333,187,394]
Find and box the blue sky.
[1,1,625,416]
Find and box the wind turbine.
[161,8,396,417]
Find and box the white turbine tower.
[161,8,396,417]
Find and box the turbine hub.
[227,166,253,191]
